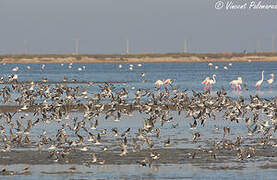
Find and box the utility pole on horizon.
[73,38,80,55]
[126,39,129,54]
[184,39,188,53]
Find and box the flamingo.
[208,63,213,69]
[12,66,19,72]
[255,70,264,91]
[163,79,172,85]
[164,79,172,84]
[229,77,242,92]
[208,74,216,90]
[202,77,210,90]
[155,79,172,90]
[163,79,172,91]
[267,73,274,89]
[155,80,164,89]
[202,75,216,90]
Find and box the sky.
[0,0,277,54]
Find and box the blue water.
[1,61,277,179]
[1,62,276,97]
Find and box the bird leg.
[231,85,235,92]
[204,83,207,90]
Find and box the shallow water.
[1,61,277,96]
[2,163,277,180]
[0,62,277,179]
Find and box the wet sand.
[0,146,276,167]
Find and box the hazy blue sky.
[0,0,277,54]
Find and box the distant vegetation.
[0,52,277,60]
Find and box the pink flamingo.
[155,80,164,89]
[163,79,172,91]
[267,73,274,90]
[208,74,216,90]
[202,74,216,90]
[155,79,172,91]
[255,70,264,91]
[229,77,242,92]
[202,77,210,90]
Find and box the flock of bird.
[0,62,277,174]
[152,63,274,93]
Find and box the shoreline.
[1,53,277,64]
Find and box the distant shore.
[1,52,277,64]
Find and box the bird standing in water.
[230,77,242,92]
[256,70,264,91]
[202,74,216,91]
[155,79,172,91]
[202,77,210,90]
[208,74,216,91]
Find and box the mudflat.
[0,146,276,167]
